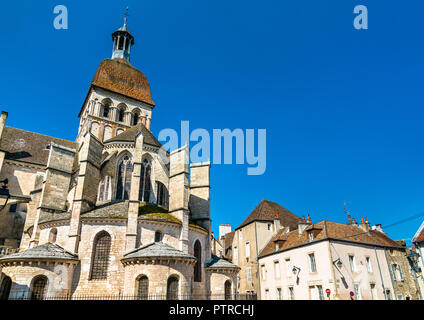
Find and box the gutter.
[374,246,387,300]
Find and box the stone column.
[189,162,211,260]
[67,132,102,253]
[168,145,190,253]
[125,133,144,252]
[29,143,76,248]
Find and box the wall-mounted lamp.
[0,179,10,211]
[292,266,301,285]
[333,258,343,269]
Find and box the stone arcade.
[0,17,239,300]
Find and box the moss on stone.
[138,212,181,224]
[138,202,169,215]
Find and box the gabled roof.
[259,220,403,258]
[413,220,424,243]
[236,199,299,231]
[0,126,76,167]
[206,255,240,270]
[104,122,162,148]
[122,242,196,261]
[0,242,78,262]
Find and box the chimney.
[0,111,8,140]
[307,214,312,224]
[358,216,370,232]
[298,216,311,235]
[273,212,280,235]
[219,224,232,239]
[351,217,358,227]
[348,214,352,225]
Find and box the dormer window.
[308,231,314,241]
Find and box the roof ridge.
[5,126,75,145]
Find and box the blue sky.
[0,1,423,243]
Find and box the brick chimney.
[273,212,280,235]
[298,216,311,235]
[358,216,370,232]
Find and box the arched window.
[194,241,202,282]
[225,280,232,300]
[0,275,12,300]
[98,176,112,202]
[137,276,149,300]
[30,275,48,300]
[132,112,140,126]
[154,230,162,242]
[116,156,132,201]
[139,159,152,202]
[48,228,57,243]
[118,107,125,122]
[156,181,168,207]
[103,105,110,118]
[166,276,179,300]
[90,231,111,280]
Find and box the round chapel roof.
[91,58,155,106]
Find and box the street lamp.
[333,258,343,269]
[0,178,10,210]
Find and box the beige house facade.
[258,218,420,300]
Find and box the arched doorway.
[30,275,48,300]
[166,276,179,300]
[0,275,12,300]
[224,280,232,300]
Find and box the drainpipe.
[255,222,261,300]
[326,241,339,299]
[384,249,398,300]
[374,247,387,300]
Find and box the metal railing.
[6,291,257,301]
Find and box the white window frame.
[370,283,376,300]
[233,246,238,263]
[366,256,373,273]
[349,255,356,272]
[261,264,266,281]
[276,288,282,300]
[354,283,362,300]
[288,286,295,300]
[245,242,250,259]
[309,253,317,273]
[246,267,252,282]
[391,264,398,281]
[285,258,292,277]
[274,260,281,279]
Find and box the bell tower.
[111,11,134,62]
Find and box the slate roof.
[206,255,240,269]
[236,199,299,231]
[122,242,196,261]
[259,220,403,258]
[413,221,424,243]
[104,122,162,148]
[0,242,78,262]
[91,58,155,106]
[0,127,77,167]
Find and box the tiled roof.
[0,242,78,262]
[236,199,299,231]
[413,221,424,243]
[224,231,235,250]
[206,255,240,269]
[81,201,129,219]
[259,220,403,258]
[0,127,77,167]
[104,122,162,147]
[91,58,155,106]
[122,242,196,261]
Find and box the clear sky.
[0,1,423,244]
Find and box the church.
[0,17,239,300]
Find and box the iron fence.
[5,291,257,301]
